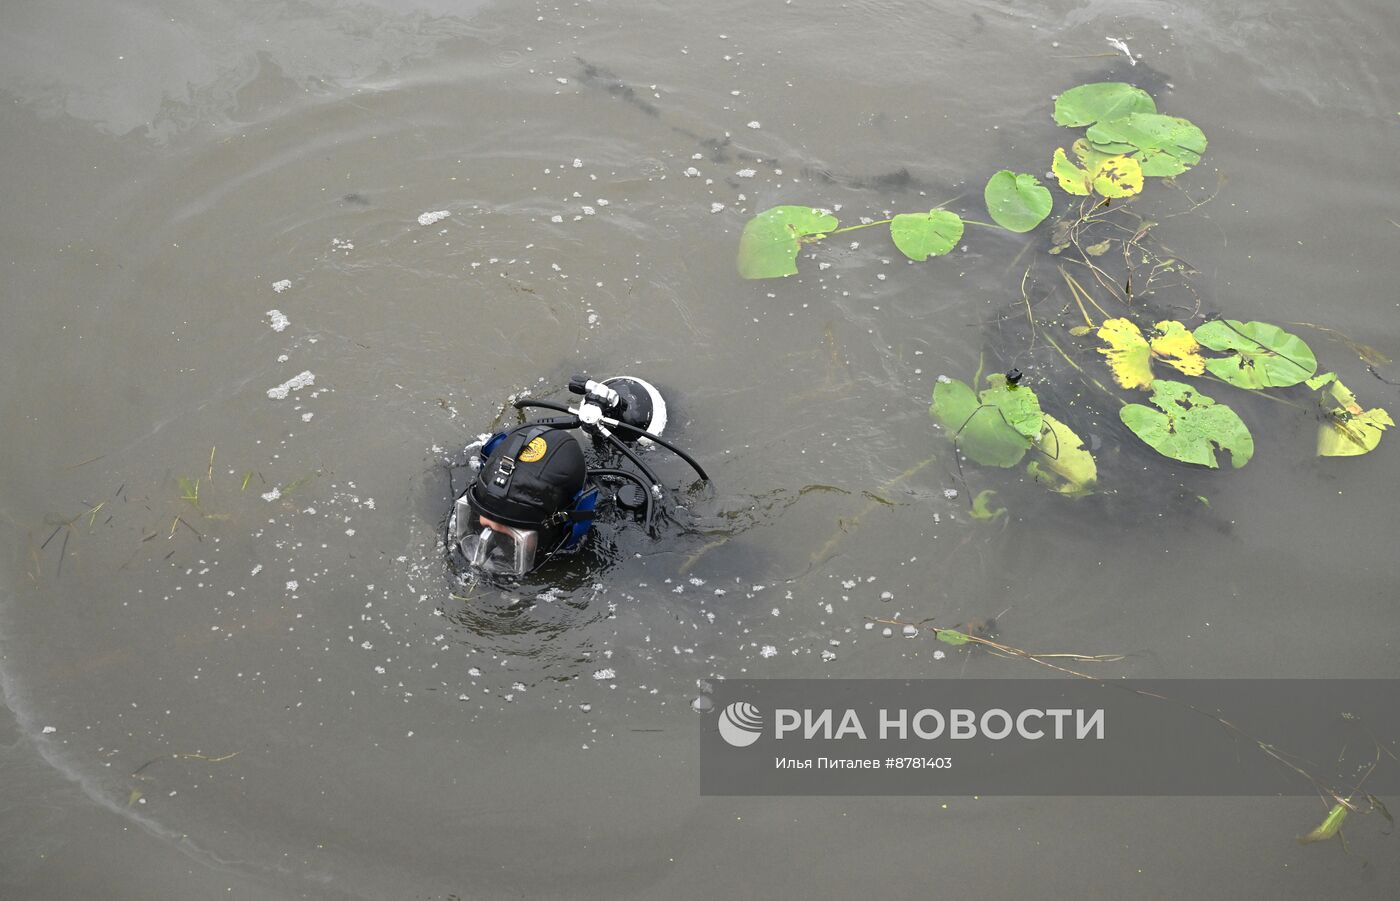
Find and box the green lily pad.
[1120,380,1254,469]
[978,373,1044,440]
[983,171,1053,233]
[1193,320,1317,389]
[889,209,964,261]
[930,376,1041,468]
[1085,113,1207,177]
[737,205,839,279]
[1054,82,1157,127]
[1027,414,1097,496]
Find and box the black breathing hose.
[601,419,710,482]
[514,399,573,415]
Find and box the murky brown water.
[3,1,1398,898]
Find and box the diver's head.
[453,423,590,577]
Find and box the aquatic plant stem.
[823,219,892,237]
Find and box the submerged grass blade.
[1298,803,1348,845]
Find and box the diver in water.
[449,374,709,579]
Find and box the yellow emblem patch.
[518,436,548,463]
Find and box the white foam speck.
[286,580,299,592]
[272,279,292,293]
[710,202,725,213]
[736,169,756,178]
[747,121,761,129]
[267,371,315,399]
[592,668,616,681]
[250,564,263,576]
[1105,36,1136,66]
[301,412,314,422]
[42,726,56,734]
[266,309,289,332]
[261,488,281,502]
[417,210,451,226]
[760,645,777,658]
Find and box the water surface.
[2,1,1398,897]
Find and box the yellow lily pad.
[1027,414,1097,496]
[1091,155,1144,198]
[1053,150,1146,199]
[1072,137,1116,172]
[1052,147,1092,196]
[1311,373,1394,456]
[1148,320,1205,376]
[1096,318,1153,390]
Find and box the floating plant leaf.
[889,209,964,261]
[978,373,1044,440]
[1098,318,1210,387]
[1054,82,1157,127]
[1052,147,1092,196]
[1297,803,1348,845]
[1120,380,1254,468]
[737,205,839,279]
[1193,320,1317,389]
[1086,113,1207,177]
[1148,320,1206,376]
[936,629,971,646]
[984,171,1053,233]
[1072,137,1116,173]
[930,377,1039,468]
[1027,414,1097,496]
[1305,371,1337,391]
[1320,407,1394,457]
[970,489,1007,521]
[1096,318,1154,390]
[1311,373,1394,457]
[1091,155,1144,198]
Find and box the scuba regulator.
[451,374,709,578]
